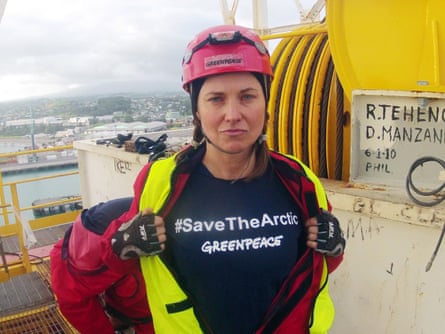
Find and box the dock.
[0,157,78,176]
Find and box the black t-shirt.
[165,163,304,334]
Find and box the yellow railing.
[0,144,82,282]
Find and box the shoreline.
[0,136,58,154]
[0,136,51,144]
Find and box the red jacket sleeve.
[101,164,152,273]
[326,253,343,273]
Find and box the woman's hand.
[305,216,319,250]
[305,210,345,257]
[111,208,166,260]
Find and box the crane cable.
[405,156,445,272]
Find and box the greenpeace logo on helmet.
[205,54,244,69]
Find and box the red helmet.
[182,24,273,91]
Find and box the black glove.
[315,210,345,257]
[111,213,163,260]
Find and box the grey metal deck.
[1,223,72,254]
[0,271,55,317]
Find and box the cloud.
[0,0,313,102]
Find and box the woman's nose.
[224,100,242,121]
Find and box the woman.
[103,24,345,334]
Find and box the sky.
[0,0,317,102]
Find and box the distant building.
[43,117,64,125]
[96,115,114,122]
[68,117,90,126]
[86,121,167,138]
[6,119,37,126]
[5,117,63,127]
[165,111,181,122]
[55,129,75,138]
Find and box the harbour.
[0,157,78,175]
[1,159,80,223]
[0,139,81,332]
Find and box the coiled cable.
[406,156,445,272]
[405,156,445,207]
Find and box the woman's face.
[196,72,266,156]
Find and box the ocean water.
[0,141,81,221]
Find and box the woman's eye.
[241,94,256,101]
[208,96,223,103]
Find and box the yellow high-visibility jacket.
[114,146,341,333]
